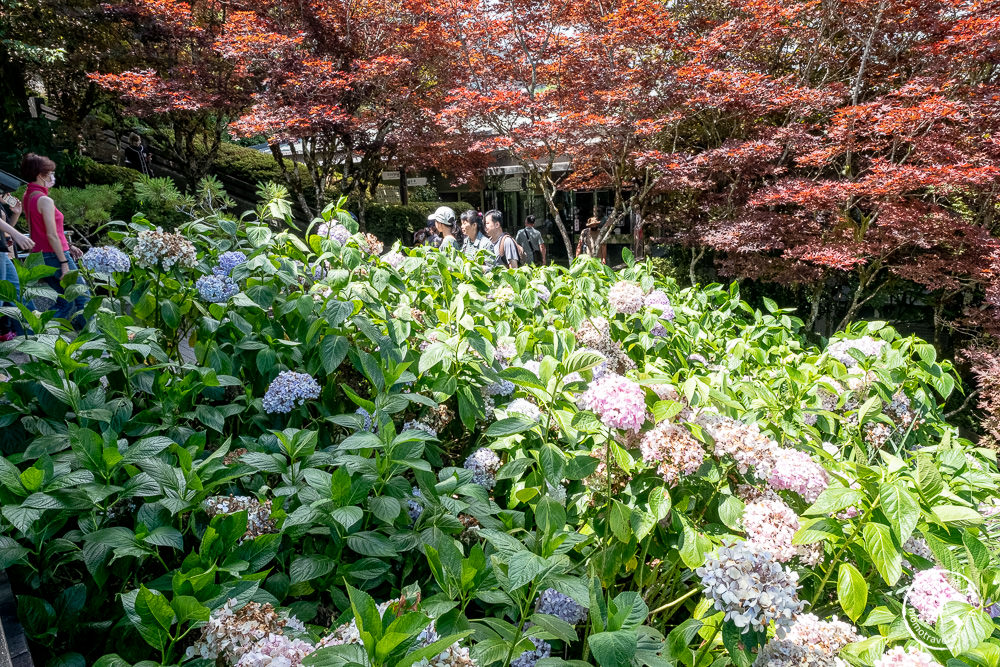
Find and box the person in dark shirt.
[122,133,153,176]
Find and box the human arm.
[38,197,70,277]
[539,237,547,264]
[0,203,32,250]
[505,237,519,269]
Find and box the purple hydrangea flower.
[578,373,646,433]
[510,637,551,667]
[484,379,515,397]
[214,251,248,276]
[317,223,351,244]
[195,274,239,303]
[382,250,404,268]
[81,246,131,274]
[406,487,423,522]
[356,407,375,433]
[262,371,321,414]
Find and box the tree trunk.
[534,172,573,263]
[806,278,826,331]
[270,142,314,220]
[689,247,705,287]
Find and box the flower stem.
[693,623,721,666]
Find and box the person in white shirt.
[460,210,493,259]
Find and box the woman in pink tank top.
[21,153,90,329]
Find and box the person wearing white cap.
[428,206,460,250]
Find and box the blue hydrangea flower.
[406,487,423,523]
[484,379,515,397]
[262,371,321,414]
[536,589,588,624]
[195,274,239,303]
[81,246,131,274]
[213,251,247,276]
[356,407,375,432]
[464,448,501,490]
[511,638,551,667]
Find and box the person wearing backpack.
[515,215,546,265]
[484,209,522,269]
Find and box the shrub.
[14,182,124,244]
[74,156,144,223]
[211,142,314,189]
[0,197,992,667]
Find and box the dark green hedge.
[365,201,475,245]
[75,157,144,222]
[211,143,308,186]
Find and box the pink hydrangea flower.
[875,647,937,666]
[907,567,970,624]
[578,373,647,433]
[608,281,644,314]
[744,496,800,562]
[768,448,828,504]
[640,421,704,485]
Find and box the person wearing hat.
[576,217,606,263]
[428,206,461,250]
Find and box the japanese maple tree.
[89,0,252,180]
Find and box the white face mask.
[45,173,56,188]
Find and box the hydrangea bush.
[0,192,996,667]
